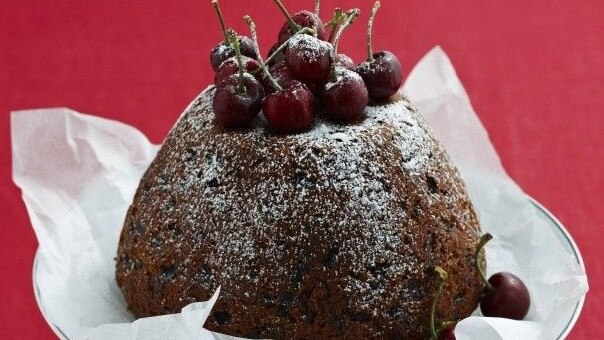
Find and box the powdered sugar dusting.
[116,88,482,337]
[287,34,333,63]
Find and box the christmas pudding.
[116,1,485,339]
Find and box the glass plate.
[32,197,586,340]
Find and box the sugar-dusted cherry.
[273,0,327,44]
[209,0,257,71]
[265,60,294,94]
[356,1,402,102]
[263,80,315,133]
[322,9,367,122]
[476,233,531,320]
[244,15,314,133]
[212,31,264,128]
[214,55,260,86]
[266,43,286,67]
[285,33,333,84]
[336,54,355,70]
[323,67,368,121]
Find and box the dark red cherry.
[278,10,327,44]
[439,327,456,340]
[214,56,260,86]
[480,272,530,320]
[356,50,402,102]
[267,43,286,67]
[212,73,264,128]
[264,61,294,94]
[336,54,355,70]
[210,36,258,72]
[262,80,314,133]
[323,67,368,121]
[285,34,333,84]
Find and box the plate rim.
[32,196,586,340]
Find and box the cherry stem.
[314,0,321,33]
[430,266,448,340]
[227,30,246,95]
[332,9,360,56]
[329,9,360,83]
[211,0,229,44]
[272,0,301,32]
[441,321,456,329]
[366,1,381,61]
[244,15,283,92]
[326,8,345,43]
[476,233,494,291]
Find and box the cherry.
[323,67,368,121]
[336,54,356,70]
[439,327,456,340]
[213,74,263,128]
[356,1,402,102]
[476,233,531,320]
[263,80,315,133]
[357,50,402,101]
[266,43,286,67]
[266,60,294,94]
[322,9,367,122]
[244,15,314,133]
[212,31,264,128]
[481,272,531,320]
[214,55,260,86]
[210,37,257,72]
[273,0,327,44]
[285,33,333,84]
[209,0,257,71]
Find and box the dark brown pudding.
[116,88,483,339]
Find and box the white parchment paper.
[11,47,588,340]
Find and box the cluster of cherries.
[431,234,531,340]
[209,0,403,133]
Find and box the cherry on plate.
[480,272,531,320]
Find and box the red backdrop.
[1,1,602,338]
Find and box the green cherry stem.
[326,8,345,43]
[332,9,360,56]
[272,0,302,32]
[366,1,381,61]
[314,0,321,33]
[227,30,246,94]
[476,233,494,291]
[430,266,448,340]
[329,8,360,82]
[211,0,229,44]
[244,15,283,92]
[314,0,321,17]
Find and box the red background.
[1,1,602,338]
